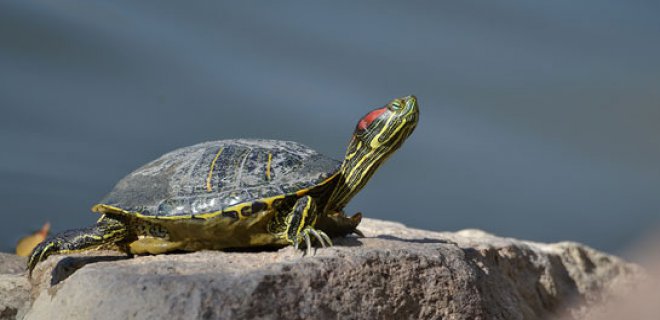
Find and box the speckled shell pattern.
[100,139,341,218]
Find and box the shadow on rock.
[331,236,364,247]
[376,234,455,245]
[51,255,130,285]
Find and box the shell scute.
[99,139,340,218]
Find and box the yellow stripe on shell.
[206,147,225,192]
[266,153,273,180]
[91,172,339,221]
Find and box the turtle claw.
[319,231,333,247]
[353,228,365,238]
[304,232,312,256]
[292,227,333,255]
[308,228,326,248]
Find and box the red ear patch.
[357,107,387,131]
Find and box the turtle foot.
[293,226,333,256]
[27,238,60,278]
[352,228,366,238]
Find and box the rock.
[0,253,26,275]
[0,254,30,320]
[17,218,645,320]
[560,231,660,320]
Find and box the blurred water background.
[1,1,659,257]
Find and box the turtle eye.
[388,101,402,111]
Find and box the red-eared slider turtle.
[28,96,419,275]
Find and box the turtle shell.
[98,139,341,218]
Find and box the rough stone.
[0,254,29,320]
[0,253,26,275]
[14,219,645,320]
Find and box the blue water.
[1,1,659,255]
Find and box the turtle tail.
[27,216,130,277]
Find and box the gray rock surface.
[0,254,29,320]
[0,253,25,275]
[8,219,646,320]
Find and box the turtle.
[28,95,419,275]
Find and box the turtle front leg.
[275,196,333,255]
[27,216,130,277]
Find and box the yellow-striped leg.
[284,196,333,255]
[27,216,129,277]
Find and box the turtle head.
[353,95,419,150]
[326,95,419,211]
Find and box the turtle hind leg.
[27,216,130,277]
[316,211,363,238]
[279,196,333,255]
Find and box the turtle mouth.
[404,95,417,108]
